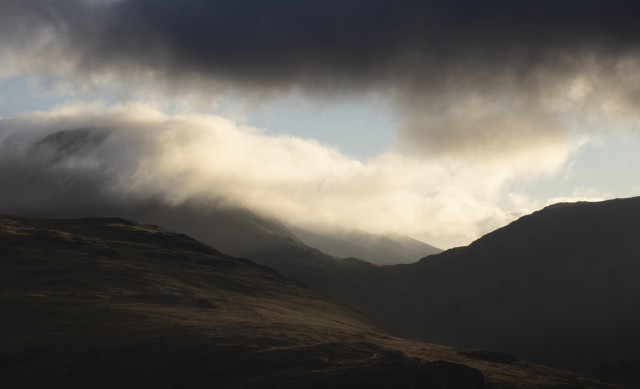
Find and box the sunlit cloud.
[0,103,582,247]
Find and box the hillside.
[290,227,442,265]
[394,198,640,370]
[166,198,640,374]
[0,213,608,388]
[222,197,640,375]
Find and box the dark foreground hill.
[180,197,640,377]
[0,214,608,388]
[391,197,640,372]
[241,197,640,375]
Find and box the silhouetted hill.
[0,213,608,388]
[290,227,442,265]
[224,197,640,376]
[102,196,640,374]
[391,198,640,371]
[217,198,640,374]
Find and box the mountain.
[290,227,442,265]
[0,213,609,388]
[214,197,640,374]
[34,127,113,159]
[127,197,640,373]
[391,198,640,371]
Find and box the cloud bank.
[3,0,640,159]
[0,104,575,247]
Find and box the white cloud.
[0,103,583,248]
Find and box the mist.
[0,103,579,247]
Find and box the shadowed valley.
[207,197,640,382]
[0,213,611,388]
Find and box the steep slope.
[391,197,640,370]
[120,197,640,373]
[290,227,442,265]
[0,213,608,388]
[227,197,640,374]
[147,197,640,373]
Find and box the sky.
[1,0,640,248]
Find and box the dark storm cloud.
[6,0,640,87]
[4,0,640,156]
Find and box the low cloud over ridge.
[0,104,574,247]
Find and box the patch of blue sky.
[231,94,397,161]
[0,76,64,117]
[3,75,397,162]
[509,132,640,201]
[0,75,125,117]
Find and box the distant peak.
[35,127,113,158]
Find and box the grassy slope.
[0,214,608,388]
[393,198,640,370]
[224,197,640,375]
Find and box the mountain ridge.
[397,197,640,369]
[216,196,640,373]
[0,212,609,388]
